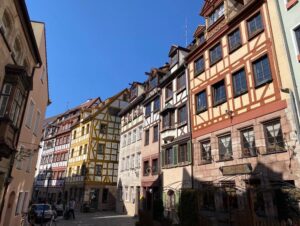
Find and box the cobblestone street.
[55,211,137,226]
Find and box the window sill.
[161,126,175,132]
[213,99,226,107]
[239,155,258,159]
[207,15,225,32]
[248,28,264,42]
[165,96,173,103]
[261,150,287,156]
[194,69,205,78]
[255,79,273,89]
[216,157,233,162]
[177,121,187,128]
[233,90,248,98]
[196,108,208,115]
[229,43,242,55]
[210,57,222,67]
[199,160,212,165]
[286,0,298,9]
[176,86,186,94]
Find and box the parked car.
[28,204,56,223]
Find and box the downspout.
[272,0,300,141]
[184,63,194,189]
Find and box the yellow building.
[66,90,128,210]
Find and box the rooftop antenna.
[66,101,69,110]
[185,17,188,47]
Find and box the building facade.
[186,0,300,223]
[159,46,192,221]
[65,91,128,210]
[116,82,144,216]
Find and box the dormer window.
[199,33,205,45]
[130,86,138,99]
[208,3,224,27]
[149,76,158,90]
[170,53,178,67]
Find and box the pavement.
[54,211,137,226]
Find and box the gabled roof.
[200,0,223,17]
[193,25,205,38]
[168,45,190,57]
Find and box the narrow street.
[55,211,137,226]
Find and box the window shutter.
[161,149,165,168]
[173,145,178,165]
[187,141,192,163]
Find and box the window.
[221,181,238,211]
[1,10,12,35]
[79,146,82,155]
[241,128,257,157]
[212,80,226,105]
[84,144,88,154]
[145,103,151,117]
[73,131,76,139]
[199,34,205,45]
[97,143,105,155]
[170,53,178,67]
[194,56,204,76]
[177,73,186,90]
[247,13,263,38]
[81,126,85,136]
[165,83,173,100]
[143,161,150,176]
[253,55,272,86]
[130,86,138,99]
[196,90,207,113]
[128,132,131,145]
[219,134,232,160]
[294,26,300,54]
[131,155,135,169]
[13,38,22,63]
[153,97,160,112]
[178,105,187,125]
[200,140,211,162]
[228,28,242,52]
[99,124,107,134]
[153,125,159,142]
[165,148,174,165]
[0,83,12,117]
[178,144,188,163]
[136,153,141,168]
[208,3,224,26]
[137,126,143,140]
[86,124,90,134]
[232,69,247,96]
[162,111,175,129]
[149,77,158,90]
[152,159,158,175]
[10,88,24,126]
[71,149,74,158]
[144,129,150,146]
[132,129,136,143]
[76,166,80,175]
[25,100,35,128]
[264,120,285,153]
[122,134,127,147]
[126,156,130,170]
[95,164,102,176]
[210,43,222,65]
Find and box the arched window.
[1,9,12,35]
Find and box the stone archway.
[3,191,16,226]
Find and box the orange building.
[187,0,300,222]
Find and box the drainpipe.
[184,63,194,189]
[272,0,300,141]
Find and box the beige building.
[116,82,144,216]
[0,0,48,224]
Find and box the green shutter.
[175,191,180,210]
[163,192,167,207]
[173,145,178,166]
[161,149,165,168]
[187,140,192,163]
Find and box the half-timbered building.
[159,45,192,221]
[186,0,300,223]
[66,90,128,210]
[141,65,169,210]
[116,82,145,216]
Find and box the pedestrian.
[69,198,76,219]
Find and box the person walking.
[69,199,76,219]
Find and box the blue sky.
[25,0,204,117]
